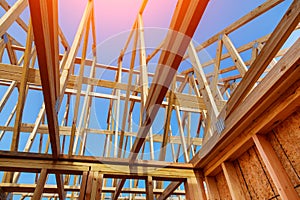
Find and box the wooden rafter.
[129,0,210,162]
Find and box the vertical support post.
[253,134,298,199]
[184,178,203,200]
[205,176,220,200]
[221,162,246,200]
[146,176,154,200]
[79,171,88,200]
[32,169,48,200]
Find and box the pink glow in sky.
[59,0,176,44]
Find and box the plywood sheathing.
[233,161,251,200]
[268,110,300,195]
[236,147,279,199]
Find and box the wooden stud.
[0,0,28,37]
[182,0,284,60]
[226,0,300,115]
[0,81,16,112]
[205,176,220,200]
[28,0,60,158]
[94,173,103,200]
[253,134,299,199]
[146,176,154,200]
[32,169,48,200]
[129,0,210,162]
[11,20,33,151]
[221,162,246,200]
[78,171,88,200]
[222,34,247,76]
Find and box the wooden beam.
[205,176,220,200]
[4,36,18,67]
[0,183,185,195]
[68,12,91,156]
[28,0,60,158]
[184,177,203,200]
[175,106,189,162]
[226,0,300,115]
[0,103,16,140]
[32,169,48,200]
[252,134,298,199]
[58,0,93,104]
[182,0,284,60]
[11,20,33,151]
[55,173,65,200]
[191,38,300,170]
[221,162,246,200]
[0,64,205,112]
[157,181,181,200]
[222,34,247,76]
[78,171,88,200]
[117,23,138,158]
[129,0,209,162]
[112,178,126,200]
[0,0,27,37]
[188,42,219,141]
[0,81,16,113]
[0,124,203,146]
[146,176,154,200]
[211,39,223,98]
[84,171,94,200]
[94,173,103,200]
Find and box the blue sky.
[0,0,298,199]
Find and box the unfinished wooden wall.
[213,110,300,199]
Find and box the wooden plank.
[0,0,27,32]
[188,42,219,141]
[182,0,284,60]
[11,20,33,151]
[55,174,66,200]
[0,0,27,37]
[0,81,16,112]
[191,38,300,170]
[253,134,298,199]
[184,177,202,200]
[68,12,91,156]
[85,171,94,200]
[117,23,138,159]
[226,0,300,115]
[222,34,247,76]
[94,173,103,200]
[58,1,93,99]
[5,34,17,65]
[128,0,210,162]
[194,171,207,200]
[76,58,97,156]
[0,183,185,195]
[78,171,88,200]
[0,103,16,140]
[211,39,223,98]
[32,169,48,200]
[138,14,149,107]
[221,162,246,200]
[175,106,189,162]
[0,64,204,112]
[157,181,181,200]
[205,176,220,200]
[159,80,175,163]
[146,176,154,200]
[112,178,126,200]
[28,0,60,159]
